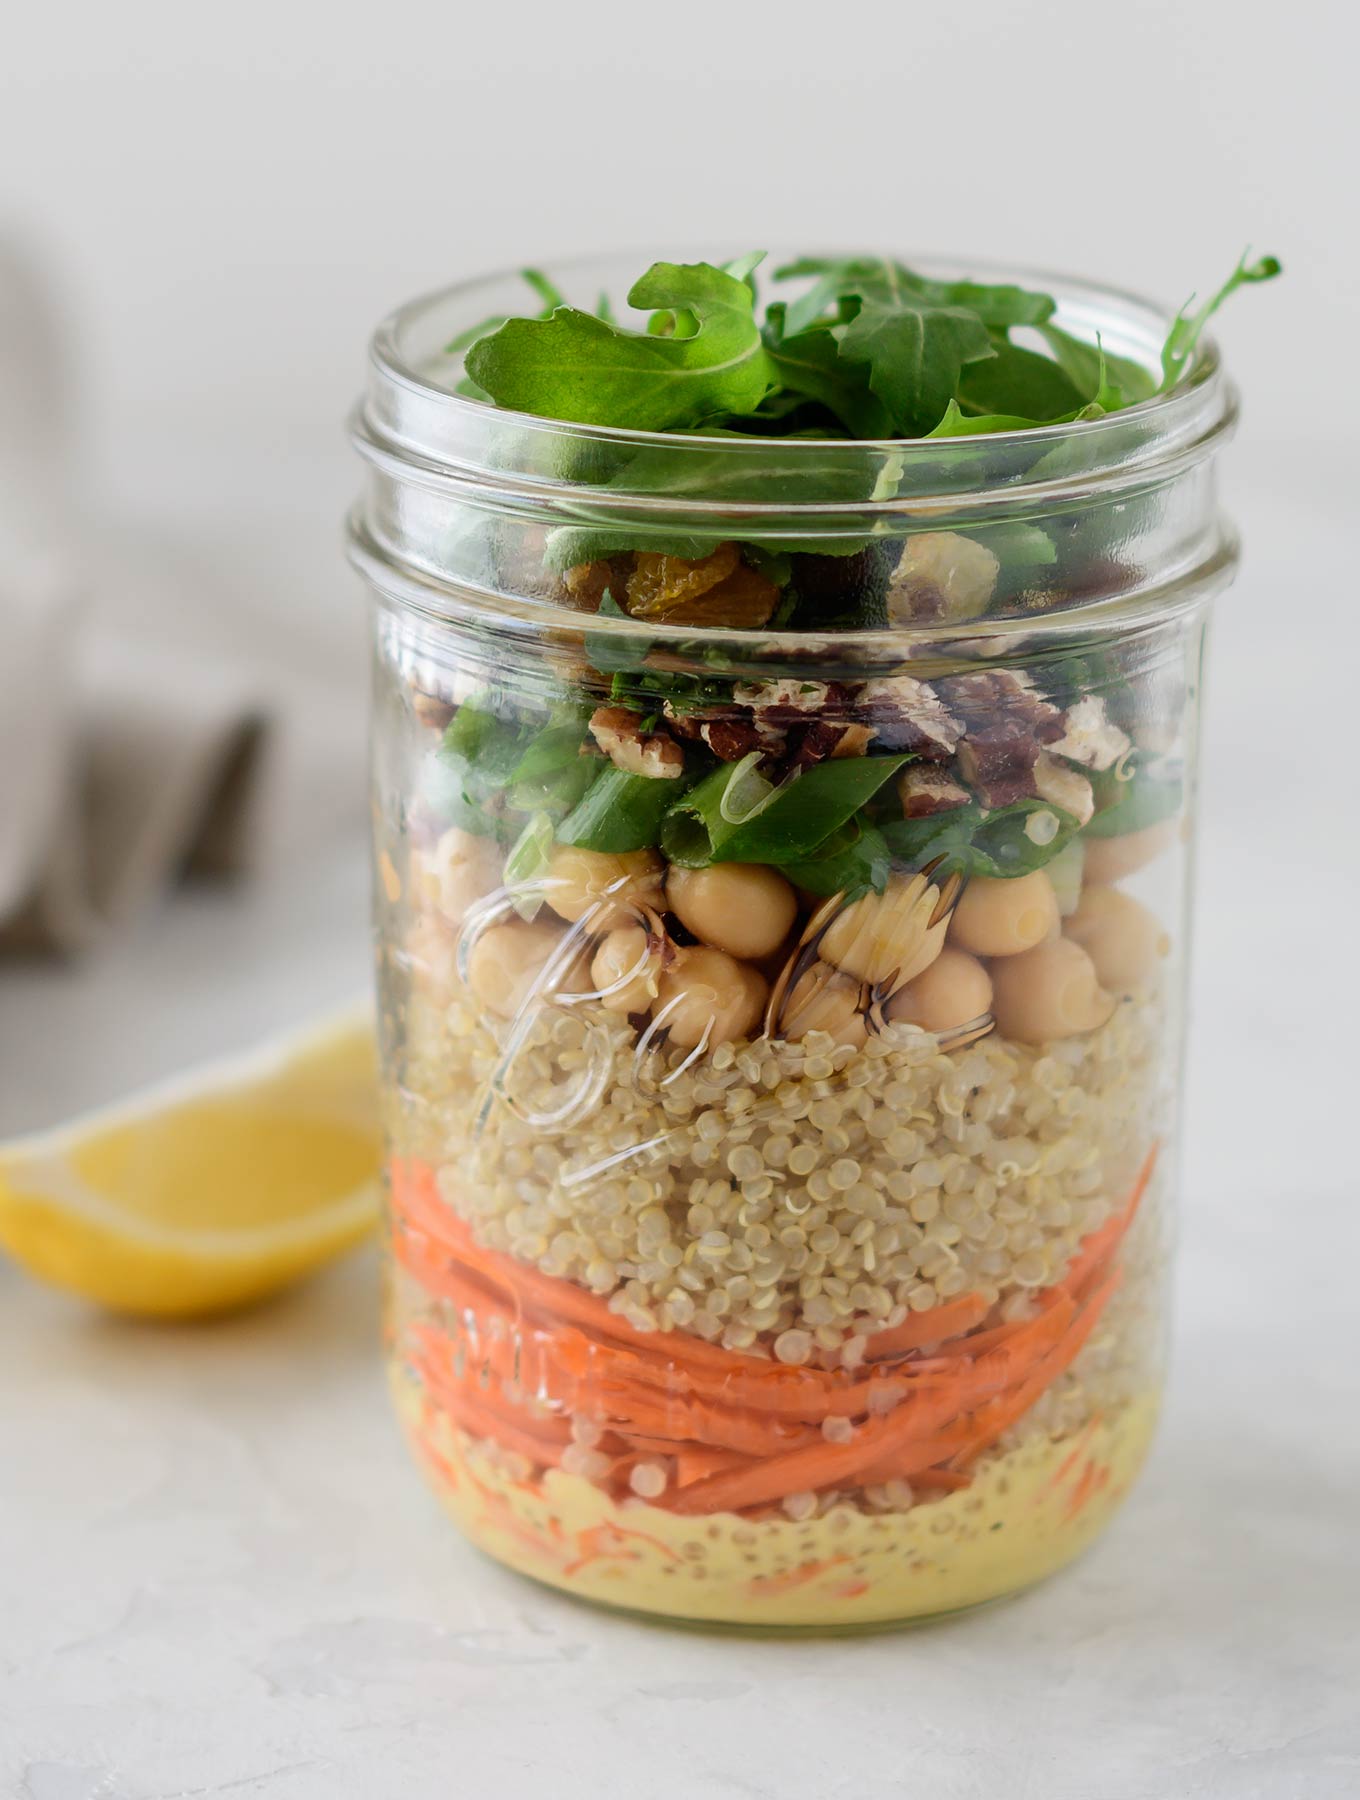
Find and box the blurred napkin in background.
[0,234,272,954]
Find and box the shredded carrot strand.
[391,1147,1153,1514]
[862,1292,992,1360]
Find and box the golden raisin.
[563,558,630,612]
[673,562,780,628]
[626,543,741,619]
[627,545,778,627]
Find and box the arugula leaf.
[982,523,1057,573]
[833,268,996,436]
[439,699,525,800]
[931,280,1055,330]
[662,754,909,868]
[1158,251,1281,392]
[465,259,779,431]
[955,341,1089,421]
[882,798,1081,877]
[584,591,657,676]
[506,722,595,816]
[880,805,980,868]
[1085,759,1183,837]
[426,698,528,833]
[781,818,892,898]
[420,757,505,837]
[547,527,724,570]
[762,301,893,438]
[926,399,1075,439]
[772,259,1064,432]
[969,800,1082,874]
[927,339,1134,437]
[556,765,680,852]
[1038,326,1155,406]
[446,269,572,402]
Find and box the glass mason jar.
[350,256,1237,1629]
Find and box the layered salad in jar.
[372,250,1275,1626]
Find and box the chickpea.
[1083,820,1177,885]
[544,845,663,930]
[819,873,947,990]
[667,862,797,961]
[425,826,503,926]
[781,963,868,1049]
[989,937,1115,1044]
[756,930,801,982]
[656,946,768,1050]
[948,870,1059,958]
[1063,885,1169,996]
[886,948,992,1037]
[591,925,660,1015]
[466,918,588,1020]
[404,914,459,1005]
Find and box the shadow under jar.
[350,255,1237,1630]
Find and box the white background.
[2,5,1359,1797]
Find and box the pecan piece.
[887,532,1000,625]
[731,677,832,722]
[587,706,685,779]
[563,556,633,613]
[1050,696,1131,773]
[411,689,455,731]
[1033,751,1095,826]
[898,764,972,819]
[830,722,876,759]
[857,677,961,760]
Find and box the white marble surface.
[2,454,1358,1798]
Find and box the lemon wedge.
[0,1009,382,1317]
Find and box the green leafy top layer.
[454,250,1280,440]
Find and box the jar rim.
[350,252,1239,656]
[363,250,1228,464]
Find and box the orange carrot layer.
[391,1145,1155,1514]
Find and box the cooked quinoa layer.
[393,972,1164,1362]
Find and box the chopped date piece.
[1055,555,1140,605]
[886,532,1000,625]
[941,669,1065,744]
[788,542,902,629]
[587,706,685,779]
[785,719,877,773]
[898,764,971,819]
[700,717,766,762]
[1033,751,1095,826]
[857,676,962,760]
[662,702,785,761]
[1050,696,1132,772]
[956,725,1043,808]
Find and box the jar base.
[393,1369,1160,1633]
